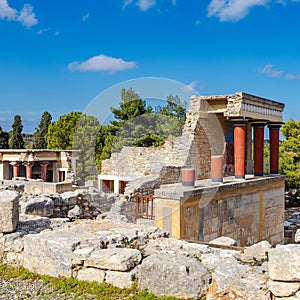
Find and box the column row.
[211,121,282,182]
[233,121,282,179]
[9,161,49,181]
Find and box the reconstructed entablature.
[199,92,284,123]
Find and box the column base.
[254,172,264,176]
[235,175,245,180]
[270,171,279,175]
[211,178,223,183]
[182,182,195,187]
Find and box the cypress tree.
[33,111,52,149]
[9,115,25,149]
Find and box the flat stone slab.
[269,244,300,281]
[0,190,19,233]
[84,248,142,271]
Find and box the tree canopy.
[95,88,187,169]
[0,126,9,149]
[279,119,300,190]
[9,115,25,149]
[45,112,82,150]
[33,111,52,149]
[73,114,101,179]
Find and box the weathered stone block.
[0,190,19,233]
[76,267,105,283]
[241,240,271,264]
[269,244,300,281]
[137,253,211,299]
[206,260,269,300]
[268,281,300,297]
[84,248,142,271]
[106,270,136,288]
[21,197,54,217]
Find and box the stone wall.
[1,216,299,299]
[154,176,285,247]
[101,96,226,193]
[0,180,74,194]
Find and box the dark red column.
[252,122,266,176]
[9,162,20,178]
[268,123,282,175]
[24,162,34,179]
[39,162,49,182]
[233,121,247,179]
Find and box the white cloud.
[82,12,90,21]
[54,31,60,36]
[17,4,38,28]
[182,80,198,92]
[195,19,201,26]
[258,64,282,78]
[137,0,156,11]
[0,0,16,20]
[68,54,137,72]
[285,73,300,80]
[122,0,133,10]
[36,28,50,35]
[172,0,177,5]
[207,0,269,22]
[0,1,37,28]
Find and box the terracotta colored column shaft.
[234,123,247,179]
[181,168,195,186]
[24,162,34,179]
[253,125,265,176]
[40,162,49,182]
[269,125,281,174]
[211,156,223,182]
[10,162,20,178]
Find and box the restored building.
[0,149,78,183]
[99,92,286,246]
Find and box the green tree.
[73,114,101,179]
[9,115,25,149]
[279,119,300,190]
[0,126,9,149]
[33,111,52,149]
[95,89,187,170]
[95,125,116,171]
[157,94,187,129]
[264,141,270,175]
[45,112,82,150]
[110,88,151,126]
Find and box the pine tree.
[0,126,9,149]
[33,111,52,149]
[9,115,25,149]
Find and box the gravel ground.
[0,278,83,300]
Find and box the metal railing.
[135,195,155,219]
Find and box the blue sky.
[1,0,300,132]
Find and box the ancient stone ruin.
[1,92,299,299]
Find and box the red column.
[39,162,49,182]
[253,122,266,176]
[9,162,20,178]
[268,123,282,175]
[234,122,247,179]
[24,162,34,179]
[211,155,223,182]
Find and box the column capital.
[251,120,268,128]
[9,161,21,167]
[267,122,284,129]
[232,119,249,126]
[39,161,49,167]
[23,162,34,167]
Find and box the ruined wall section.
[101,96,219,186]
